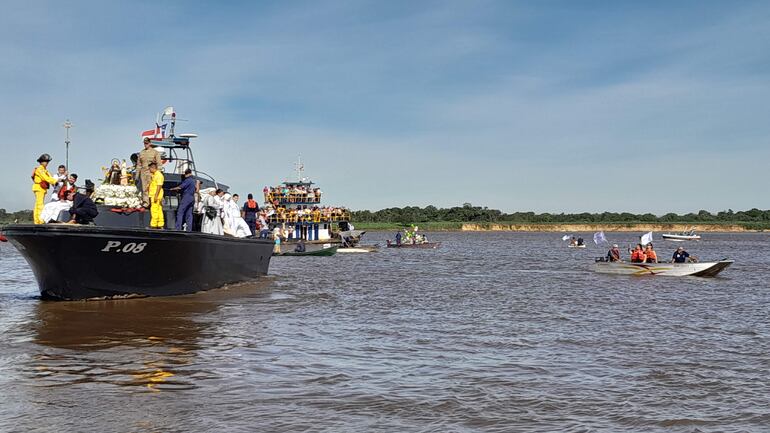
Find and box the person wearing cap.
[606,244,621,262]
[137,137,162,207]
[31,154,58,224]
[672,246,690,263]
[148,162,165,229]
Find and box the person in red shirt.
[630,244,647,263]
[57,174,78,201]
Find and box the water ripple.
[0,232,768,432]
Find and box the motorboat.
[386,240,441,249]
[4,224,273,299]
[274,245,338,256]
[592,259,732,277]
[337,245,379,253]
[263,156,356,245]
[662,228,701,241]
[2,108,274,300]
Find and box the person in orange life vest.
[31,153,58,224]
[630,244,647,263]
[242,193,259,236]
[644,243,658,263]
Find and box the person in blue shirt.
[395,231,402,246]
[170,169,200,231]
[671,246,690,263]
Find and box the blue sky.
[1,1,769,213]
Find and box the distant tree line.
[351,204,770,225]
[4,205,770,227]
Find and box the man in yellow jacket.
[148,162,165,229]
[31,154,58,224]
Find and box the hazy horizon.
[1,1,769,214]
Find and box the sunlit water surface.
[1,231,768,432]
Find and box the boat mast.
[62,119,72,173]
[294,155,304,183]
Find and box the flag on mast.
[140,123,168,140]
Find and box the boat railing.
[265,192,322,204]
[194,169,221,190]
[267,210,350,224]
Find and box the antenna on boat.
[62,119,73,172]
[295,155,305,182]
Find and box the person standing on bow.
[31,153,58,224]
[148,162,165,229]
[137,137,162,207]
[242,193,259,236]
[50,164,68,202]
[201,188,224,235]
[169,168,199,231]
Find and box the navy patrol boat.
[2,108,274,300]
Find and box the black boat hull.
[3,224,273,300]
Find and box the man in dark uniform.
[66,188,98,224]
[169,169,199,231]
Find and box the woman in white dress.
[201,189,224,235]
[222,193,251,238]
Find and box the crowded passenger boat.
[258,156,361,245]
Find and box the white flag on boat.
[641,231,653,245]
[593,231,607,245]
[561,234,571,241]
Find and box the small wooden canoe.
[386,241,441,249]
[337,245,379,253]
[275,246,338,256]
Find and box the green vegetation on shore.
[351,205,770,230]
[0,209,32,225]
[4,205,770,230]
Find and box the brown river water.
[0,231,768,432]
